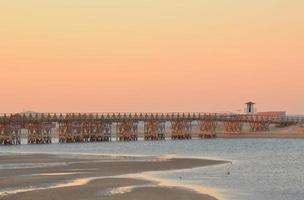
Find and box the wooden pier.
[0,112,303,145]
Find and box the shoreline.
[0,153,228,200]
[217,128,304,139]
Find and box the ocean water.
[0,138,304,200]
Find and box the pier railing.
[0,112,303,124]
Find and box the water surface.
[1,138,303,200]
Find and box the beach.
[217,126,304,138]
[0,153,226,200]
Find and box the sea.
[0,138,304,200]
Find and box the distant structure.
[245,102,286,117]
[245,102,255,114]
[256,111,286,118]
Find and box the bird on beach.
[225,162,233,175]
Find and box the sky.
[0,0,303,114]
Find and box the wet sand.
[0,154,226,200]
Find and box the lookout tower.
[245,102,255,114]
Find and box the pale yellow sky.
[0,0,303,114]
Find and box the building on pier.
[245,102,256,114]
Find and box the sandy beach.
[0,154,226,200]
[217,126,304,139]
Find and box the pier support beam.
[0,123,21,145]
[116,121,138,141]
[198,120,217,138]
[101,122,112,141]
[144,120,165,140]
[171,120,192,140]
[224,121,243,133]
[88,121,112,142]
[249,122,270,132]
[59,122,83,143]
[82,121,91,142]
[26,122,53,144]
[59,119,112,143]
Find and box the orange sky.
[0,0,304,114]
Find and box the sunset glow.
[1,0,303,113]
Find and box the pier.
[0,113,303,145]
